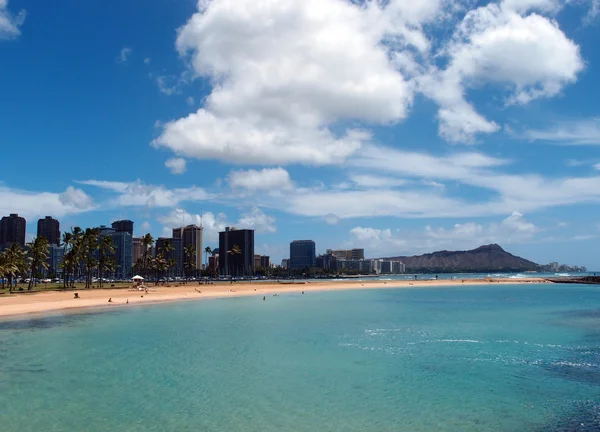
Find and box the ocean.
[1,283,599,431]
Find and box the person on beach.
[263,296,266,301]
[126,299,129,304]
[108,298,112,303]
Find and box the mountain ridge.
[381,244,538,272]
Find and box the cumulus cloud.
[154,0,416,165]
[157,206,276,242]
[165,157,187,175]
[228,168,293,191]
[157,208,227,243]
[78,179,211,208]
[0,0,25,39]
[421,2,583,142]
[59,186,94,210]
[237,207,276,233]
[0,185,94,218]
[150,0,585,159]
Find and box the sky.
[1,0,600,269]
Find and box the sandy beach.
[0,278,547,319]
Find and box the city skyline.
[1,1,600,269]
[0,212,591,269]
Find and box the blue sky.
[1,0,600,268]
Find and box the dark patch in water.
[559,310,600,321]
[537,401,600,432]
[9,367,48,373]
[545,362,600,386]
[0,311,119,332]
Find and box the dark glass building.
[173,225,203,274]
[37,216,60,245]
[111,220,134,236]
[219,227,254,277]
[156,237,183,277]
[290,240,316,269]
[0,213,26,247]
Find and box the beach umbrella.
[132,275,144,280]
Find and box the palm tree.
[204,246,212,271]
[0,251,12,291]
[1,244,24,292]
[61,231,73,288]
[161,239,174,278]
[98,236,116,288]
[185,245,196,278]
[26,237,50,290]
[81,228,99,289]
[142,233,154,278]
[152,253,169,285]
[227,244,241,283]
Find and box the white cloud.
[157,208,227,243]
[421,2,583,142]
[144,57,151,65]
[186,96,195,106]
[118,47,132,63]
[155,75,181,95]
[0,185,94,219]
[0,0,25,39]
[348,174,408,188]
[78,179,211,208]
[501,0,563,14]
[151,0,587,160]
[520,118,600,145]
[154,0,418,165]
[157,206,276,242]
[324,213,341,225]
[140,221,152,232]
[237,207,276,233]
[165,157,187,175]
[584,0,600,25]
[349,212,539,257]
[228,168,293,191]
[240,145,600,221]
[59,186,94,210]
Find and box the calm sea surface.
[1,284,599,431]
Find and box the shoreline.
[0,278,548,320]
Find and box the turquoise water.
[1,284,599,431]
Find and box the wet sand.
[0,278,547,319]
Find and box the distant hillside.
[382,244,538,273]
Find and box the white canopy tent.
[132,275,144,280]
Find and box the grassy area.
[0,282,134,294]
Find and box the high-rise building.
[372,259,405,274]
[132,237,144,264]
[290,240,316,269]
[45,244,64,278]
[219,227,255,277]
[97,226,132,279]
[326,248,365,260]
[173,225,203,275]
[37,216,60,245]
[0,213,26,247]
[254,255,271,269]
[316,253,338,271]
[156,237,183,277]
[111,220,134,236]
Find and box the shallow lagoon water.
[1,284,599,431]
